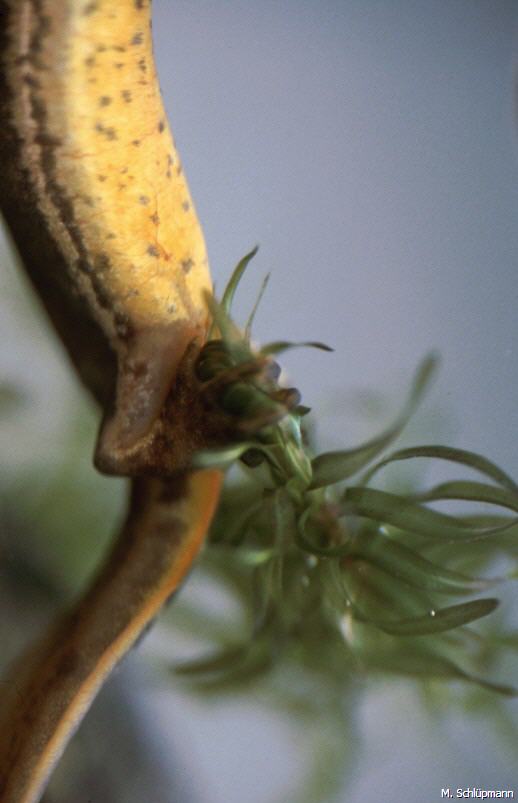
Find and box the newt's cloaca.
[0,2,223,801]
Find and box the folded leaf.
[192,442,256,468]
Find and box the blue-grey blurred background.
[1,1,518,801]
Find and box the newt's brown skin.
[0,471,222,803]
[0,2,223,801]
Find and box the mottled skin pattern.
[0,0,213,470]
[0,2,223,801]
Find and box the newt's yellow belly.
[12,0,211,342]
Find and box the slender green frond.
[310,354,439,489]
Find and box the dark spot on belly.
[132,139,141,147]
[122,89,132,103]
[99,95,112,106]
[114,62,125,69]
[182,200,190,212]
[83,1,98,14]
[98,174,107,182]
[132,32,144,45]
[138,57,147,73]
[167,154,174,166]
[150,212,160,225]
[147,245,159,257]
[94,253,111,273]
[158,120,165,133]
[95,122,118,140]
[96,44,107,53]
[181,258,194,274]
[139,195,150,205]
[23,74,41,89]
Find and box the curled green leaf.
[361,445,518,491]
[174,644,251,676]
[260,340,334,356]
[342,487,518,541]
[413,481,518,514]
[192,442,257,469]
[351,530,498,595]
[309,354,439,489]
[365,645,517,696]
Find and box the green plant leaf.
[413,481,518,514]
[245,272,270,339]
[363,598,499,637]
[365,645,517,696]
[192,442,257,469]
[260,340,334,356]
[351,530,498,595]
[204,292,247,348]
[221,246,259,316]
[309,354,438,489]
[339,557,431,620]
[361,445,518,491]
[174,644,251,676]
[342,487,518,541]
[295,506,350,557]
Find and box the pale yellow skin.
[6,0,213,459]
[13,0,211,330]
[0,2,224,801]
